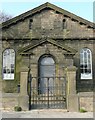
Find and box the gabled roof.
[19,38,77,55]
[2,2,94,29]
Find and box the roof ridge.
[45,2,50,6]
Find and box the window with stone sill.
[80,48,92,79]
[3,49,15,80]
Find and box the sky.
[0,0,94,22]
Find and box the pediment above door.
[18,39,77,56]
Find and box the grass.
[14,106,22,112]
[80,108,87,113]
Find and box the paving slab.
[2,109,93,118]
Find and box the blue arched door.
[39,56,55,94]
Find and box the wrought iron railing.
[29,76,67,109]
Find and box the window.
[3,49,15,80]
[80,48,92,79]
[63,19,67,29]
[29,19,33,29]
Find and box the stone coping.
[2,93,19,98]
[2,92,94,98]
[77,92,93,97]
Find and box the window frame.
[80,48,92,79]
[2,48,15,80]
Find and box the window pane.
[84,52,87,58]
[80,53,83,64]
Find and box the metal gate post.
[47,77,49,108]
[28,73,32,110]
[27,54,32,110]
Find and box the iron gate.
[30,76,67,109]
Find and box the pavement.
[1,109,94,118]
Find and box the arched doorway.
[31,55,66,109]
[38,56,55,94]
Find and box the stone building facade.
[0,2,94,111]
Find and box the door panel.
[39,56,55,94]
